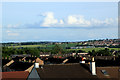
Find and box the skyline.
[2,2,118,42]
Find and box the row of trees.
[2,44,120,57]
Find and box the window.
[101,70,109,76]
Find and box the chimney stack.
[35,63,39,68]
[8,57,11,60]
[24,59,26,62]
[19,59,21,62]
[92,57,94,61]
[90,57,96,75]
[29,59,31,63]
[80,57,85,64]
[5,57,7,59]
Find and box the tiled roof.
[96,67,120,80]
[36,64,98,80]
[2,71,29,80]
[25,57,37,61]
[2,59,11,67]
[3,62,33,72]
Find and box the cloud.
[40,12,116,28]
[6,30,19,36]
[7,24,20,28]
[67,15,91,27]
[7,33,19,36]
[41,12,58,27]
[4,12,117,29]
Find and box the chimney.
[8,57,11,60]
[24,59,26,62]
[92,57,94,61]
[29,59,31,63]
[35,63,39,68]
[19,59,21,62]
[113,55,116,61]
[80,57,85,64]
[90,57,96,75]
[5,57,7,59]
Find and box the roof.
[65,56,82,63]
[96,67,120,80]
[2,59,10,67]
[2,71,29,80]
[25,57,37,61]
[12,57,24,61]
[36,64,98,80]
[95,59,120,67]
[44,57,65,64]
[3,62,33,72]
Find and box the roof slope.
[96,67,120,80]
[2,71,29,80]
[2,59,10,67]
[36,64,98,80]
[3,62,33,72]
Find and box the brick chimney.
[5,57,7,59]
[8,57,11,60]
[29,59,31,63]
[19,58,22,62]
[24,59,26,62]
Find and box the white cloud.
[41,12,58,27]
[40,12,116,28]
[7,33,19,36]
[60,20,64,24]
[67,15,91,27]
[6,30,19,36]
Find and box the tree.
[52,44,63,54]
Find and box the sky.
[2,2,118,42]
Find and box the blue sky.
[2,2,118,42]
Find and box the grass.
[8,44,119,52]
[8,44,46,48]
[68,48,119,52]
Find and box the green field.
[8,43,78,48]
[8,44,46,48]
[68,48,119,52]
[8,44,119,52]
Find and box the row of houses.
[1,55,120,80]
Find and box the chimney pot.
[92,57,94,62]
[19,59,21,62]
[35,63,39,68]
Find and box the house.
[2,59,11,67]
[28,63,98,80]
[2,60,34,72]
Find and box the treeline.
[88,48,120,56]
[2,45,73,57]
[2,44,120,57]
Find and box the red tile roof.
[2,71,29,80]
